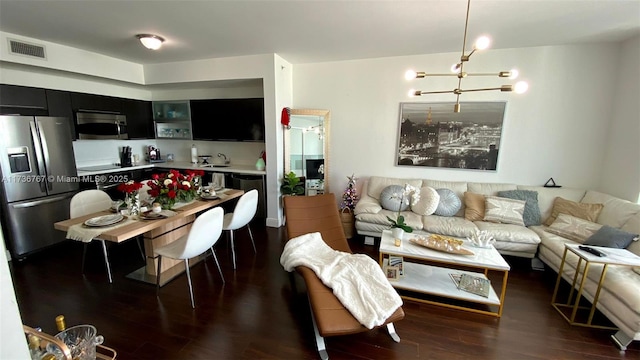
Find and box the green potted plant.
[281,171,305,196]
[386,184,420,238]
[386,214,413,233]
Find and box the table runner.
[66,209,178,243]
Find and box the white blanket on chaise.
[280,232,402,329]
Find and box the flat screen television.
[306,159,324,180]
[191,98,265,141]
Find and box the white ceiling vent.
[8,39,47,60]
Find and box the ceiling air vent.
[8,39,47,60]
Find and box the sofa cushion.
[380,185,409,212]
[422,215,478,238]
[411,187,440,216]
[434,189,462,217]
[483,196,526,226]
[356,209,423,230]
[544,197,604,226]
[367,177,422,200]
[497,190,541,226]
[464,192,485,221]
[422,180,467,216]
[581,190,640,228]
[583,225,639,249]
[475,221,541,245]
[517,186,586,221]
[545,214,603,243]
[468,182,517,195]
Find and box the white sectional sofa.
[354,176,640,348]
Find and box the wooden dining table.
[54,189,244,286]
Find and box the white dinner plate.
[139,211,167,220]
[200,194,220,200]
[84,214,124,227]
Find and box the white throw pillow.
[412,187,440,216]
[483,196,526,226]
[545,213,603,243]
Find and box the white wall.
[0,227,30,359]
[292,43,637,200]
[600,35,640,202]
[0,31,144,84]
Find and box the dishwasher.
[231,174,265,218]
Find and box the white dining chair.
[222,189,259,269]
[155,206,225,308]
[70,189,116,283]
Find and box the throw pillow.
[411,186,440,216]
[483,196,526,226]
[380,185,409,212]
[545,214,603,243]
[583,225,640,249]
[544,197,604,226]
[434,189,462,217]
[464,192,485,221]
[497,190,541,227]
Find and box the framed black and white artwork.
[396,102,507,171]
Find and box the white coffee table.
[379,230,511,317]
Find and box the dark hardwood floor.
[10,222,639,359]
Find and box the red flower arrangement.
[147,169,204,209]
[117,180,143,194]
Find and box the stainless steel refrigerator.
[0,115,78,259]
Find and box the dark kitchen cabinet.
[0,84,48,116]
[45,89,76,139]
[122,99,153,139]
[70,92,123,114]
[190,99,220,141]
[191,98,265,142]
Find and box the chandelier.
[405,0,528,112]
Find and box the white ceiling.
[0,0,639,65]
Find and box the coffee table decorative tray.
[409,235,474,256]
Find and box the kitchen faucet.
[217,153,229,164]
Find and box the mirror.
[284,109,330,194]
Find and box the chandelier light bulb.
[509,69,519,79]
[514,81,529,94]
[451,63,461,73]
[474,36,491,50]
[408,89,416,97]
[405,70,417,80]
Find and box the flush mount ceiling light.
[136,34,165,50]
[405,0,528,112]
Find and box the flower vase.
[126,192,140,215]
[391,227,404,240]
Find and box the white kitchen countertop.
[77,161,266,176]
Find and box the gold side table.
[551,243,640,329]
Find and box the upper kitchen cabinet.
[70,92,123,114]
[153,100,191,121]
[191,98,265,142]
[122,99,153,139]
[153,100,192,139]
[0,84,48,116]
[45,89,76,139]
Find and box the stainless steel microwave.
[76,112,128,140]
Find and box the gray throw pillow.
[434,188,461,217]
[583,225,639,249]
[497,190,541,226]
[380,185,409,212]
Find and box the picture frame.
[396,101,507,171]
[384,265,400,281]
